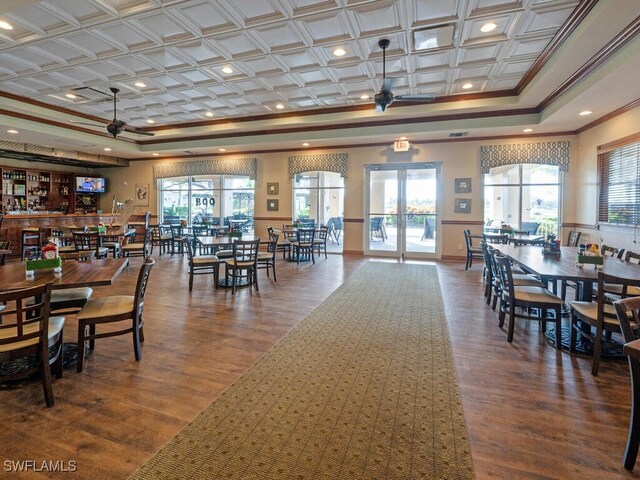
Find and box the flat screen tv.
[76,177,106,193]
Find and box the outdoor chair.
[421,217,435,240]
[370,217,387,241]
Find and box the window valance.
[153,158,257,180]
[480,141,570,173]
[288,153,348,178]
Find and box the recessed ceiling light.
[0,21,13,30]
[523,128,533,133]
[134,81,146,88]
[205,112,214,117]
[480,22,497,33]
[221,66,233,74]
[399,136,407,140]
[462,83,473,89]
[579,110,593,116]
[302,142,310,147]
[333,47,346,57]
[146,119,155,124]
[104,147,112,151]
[360,94,370,100]
[219,148,227,152]
[7,129,18,134]
[152,153,159,156]
[275,103,284,110]
[65,93,77,99]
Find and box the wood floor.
[1,254,639,479]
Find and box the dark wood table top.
[508,234,544,244]
[0,258,129,292]
[624,339,640,358]
[196,235,262,246]
[496,245,640,282]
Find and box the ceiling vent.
[449,132,468,137]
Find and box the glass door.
[366,164,440,259]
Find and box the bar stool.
[21,228,45,261]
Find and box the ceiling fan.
[70,87,155,138]
[374,39,436,112]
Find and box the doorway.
[366,164,440,259]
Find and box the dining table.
[0,257,129,292]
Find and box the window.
[598,140,640,225]
[484,164,560,236]
[159,175,254,228]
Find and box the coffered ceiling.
[0,0,637,161]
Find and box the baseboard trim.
[441,255,466,262]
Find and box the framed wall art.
[267,199,279,211]
[267,182,279,195]
[454,198,472,214]
[135,183,149,206]
[454,178,471,193]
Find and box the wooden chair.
[601,244,625,259]
[464,229,482,270]
[570,272,640,376]
[614,295,640,470]
[489,248,545,312]
[169,224,186,255]
[224,239,261,294]
[257,231,279,282]
[149,224,172,256]
[44,252,96,314]
[567,230,581,247]
[0,283,64,407]
[100,234,122,258]
[267,226,290,259]
[495,255,563,348]
[75,257,155,373]
[122,228,152,258]
[183,237,220,292]
[313,225,329,259]
[291,228,315,265]
[73,231,109,259]
[0,240,10,265]
[21,227,47,261]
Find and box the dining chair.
[370,217,387,241]
[73,231,109,259]
[489,249,545,312]
[494,255,563,348]
[122,228,152,258]
[570,272,640,376]
[313,225,329,259]
[169,224,186,255]
[44,252,96,314]
[75,257,155,373]
[567,230,582,247]
[614,295,640,470]
[268,226,291,259]
[464,229,482,270]
[100,233,122,258]
[183,237,220,291]
[257,231,279,281]
[0,282,64,407]
[224,239,261,294]
[601,244,625,259]
[0,240,10,265]
[291,228,316,265]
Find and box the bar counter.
[1,213,118,257]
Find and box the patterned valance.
[288,153,348,178]
[153,158,257,180]
[480,141,570,173]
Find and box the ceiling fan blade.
[69,120,105,127]
[123,127,155,136]
[394,94,436,102]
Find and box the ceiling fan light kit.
[374,39,435,112]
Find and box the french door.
[365,163,441,259]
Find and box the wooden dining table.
[0,257,129,292]
[496,245,640,301]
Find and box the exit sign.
[393,140,410,152]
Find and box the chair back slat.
[133,258,155,320]
[233,239,261,262]
[297,228,315,244]
[625,251,640,265]
[0,283,52,348]
[615,296,640,344]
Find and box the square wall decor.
[267,182,279,195]
[454,198,471,214]
[454,178,471,193]
[267,199,279,211]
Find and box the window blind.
[598,140,640,225]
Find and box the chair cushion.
[0,316,65,353]
[601,283,640,296]
[511,274,545,288]
[507,286,563,305]
[76,296,135,320]
[257,252,273,260]
[225,259,255,268]
[216,249,234,257]
[52,287,93,303]
[193,255,219,265]
[570,301,618,325]
[58,245,77,253]
[121,244,144,251]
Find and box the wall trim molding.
[343,218,364,223]
[561,222,598,229]
[577,98,640,135]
